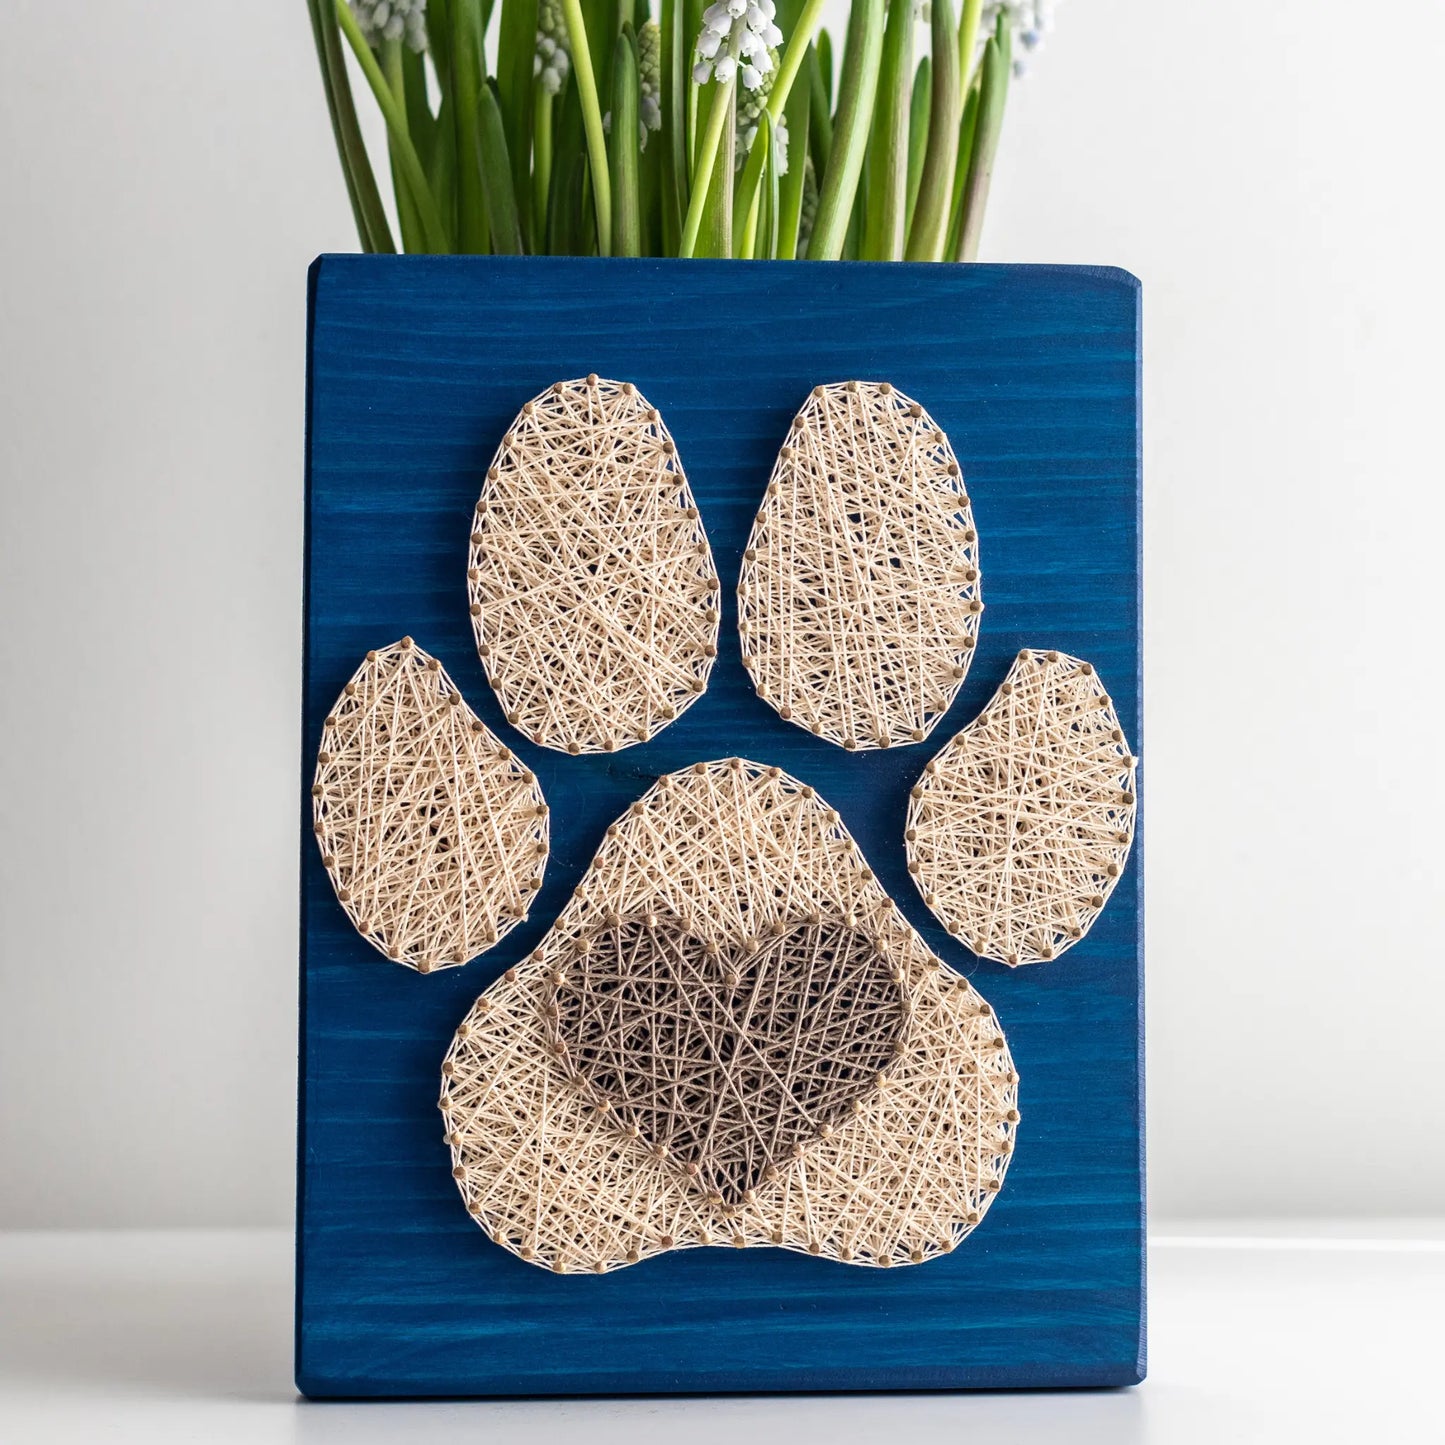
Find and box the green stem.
[335,3,450,251]
[560,0,613,254]
[905,0,961,261]
[956,17,1010,261]
[610,29,643,257]
[382,39,426,253]
[304,0,394,252]
[730,0,828,256]
[739,181,762,261]
[450,0,490,251]
[943,70,979,261]
[678,74,735,257]
[808,0,885,261]
[775,64,810,259]
[957,0,982,86]
[696,83,735,257]
[861,0,914,261]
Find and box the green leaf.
[861,0,915,261]
[304,0,394,252]
[957,0,983,87]
[659,0,687,254]
[478,81,525,253]
[429,94,459,249]
[547,72,587,253]
[761,110,781,260]
[943,70,979,262]
[497,0,541,247]
[731,0,829,258]
[610,27,643,257]
[451,0,490,252]
[586,0,623,110]
[809,0,885,261]
[775,59,811,260]
[905,54,931,228]
[640,121,663,255]
[382,39,427,253]
[402,46,436,169]
[817,28,833,107]
[560,0,614,254]
[693,81,735,258]
[426,0,454,82]
[905,0,962,261]
[806,42,833,179]
[955,14,1010,261]
[335,0,450,251]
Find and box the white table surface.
[2,1224,1440,1443]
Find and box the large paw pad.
[439,760,1019,1273]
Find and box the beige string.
[468,376,720,756]
[441,759,1018,1273]
[906,649,1137,966]
[738,381,981,750]
[312,639,550,972]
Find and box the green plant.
[306,0,1061,259]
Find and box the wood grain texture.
[298,255,1143,1397]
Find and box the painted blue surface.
[298,255,1143,1398]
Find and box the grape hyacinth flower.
[977,0,1061,76]
[737,54,788,175]
[693,0,784,92]
[349,0,428,52]
[535,0,571,96]
[639,20,663,146]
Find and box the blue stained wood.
[298,255,1143,1398]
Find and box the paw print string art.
[312,379,1136,1271]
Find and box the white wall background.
[1,0,1442,1229]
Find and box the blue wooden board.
[298,255,1143,1397]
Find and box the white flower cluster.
[740,110,789,176]
[350,0,428,53]
[736,53,789,176]
[639,20,663,142]
[534,0,571,97]
[693,0,783,91]
[977,0,1061,77]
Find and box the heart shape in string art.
[543,917,910,1205]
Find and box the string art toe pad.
[738,381,981,751]
[311,639,550,972]
[468,377,720,756]
[907,649,1138,966]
